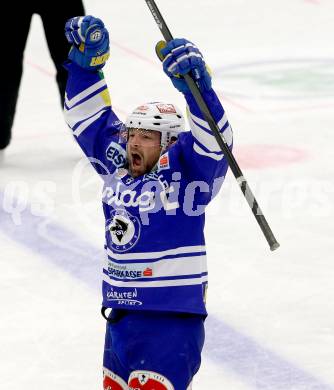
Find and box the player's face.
[127,128,162,178]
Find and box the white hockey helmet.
[125,102,185,148]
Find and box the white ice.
[1,0,334,389]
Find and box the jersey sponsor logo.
[103,368,127,390]
[143,267,153,276]
[103,182,155,209]
[108,209,141,252]
[128,370,175,390]
[103,172,179,217]
[158,153,170,170]
[156,103,177,114]
[106,287,142,306]
[107,262,154,280]
[109,267,142,279]
[106,141,127,167]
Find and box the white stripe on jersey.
[193,143,224,161]
[65,91,109,128]
[189,113,233,152]
[103,273,208,288]
[65,79,106,108]
[190,111,228,131]
[105,245,206,261]
[72,109,106,137]
[105,254,207,279]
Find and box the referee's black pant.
[0,0,85,150]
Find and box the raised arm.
[158,39,233,185]
[63,16,124,175]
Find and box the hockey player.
[64,16,233,390]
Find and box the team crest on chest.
[107,209,141,252]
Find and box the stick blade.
[155,40,167,62]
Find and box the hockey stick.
[144,0,280,251]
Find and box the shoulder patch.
[158,152,170,170]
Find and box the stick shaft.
[144,0,279,251]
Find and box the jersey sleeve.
[63,61,125,176]
[179,88,233,186]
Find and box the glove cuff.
[68,45,110,71]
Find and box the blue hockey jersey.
[64,62,233,315]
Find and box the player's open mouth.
[131,153,142,167]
